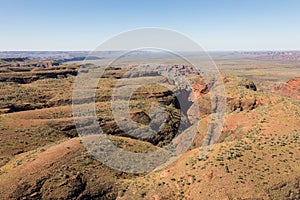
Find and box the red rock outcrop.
[273,78,300,102]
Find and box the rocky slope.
[0,60,299,199]
[272,78,300,102]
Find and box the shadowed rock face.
[239,79,257,91]
[174,89,193,118]
[0,69,77,84]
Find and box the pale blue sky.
[1,0,300,51]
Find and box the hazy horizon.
[1,50,300,52]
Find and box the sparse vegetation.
[0,56,299,199]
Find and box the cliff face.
[0,58,59,68]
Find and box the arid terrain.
[0,51,299,199]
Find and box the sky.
[0,0,300,51]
